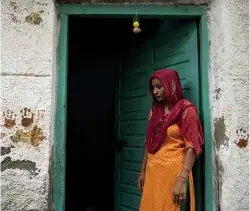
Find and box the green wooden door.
[114,20,202,211]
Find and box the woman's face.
[151,78,166,103]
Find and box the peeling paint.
[1,146,12,155]
[214,117,229,150]
[1,157,39,176]
[25,13,42,25]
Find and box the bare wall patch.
[1,157,39,176]
[25,13,42,25]
[1,147,12,155]
[214,116,229,150]
[215,155,224,211]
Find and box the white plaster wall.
[208,0,249,210]
[0,0,249,210]
[1,0,58,210]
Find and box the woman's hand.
[173,179,186,205]
[137,173,145,192]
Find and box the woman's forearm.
[140,146,148,173]
[179,148,196,179]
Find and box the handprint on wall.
[235,128,249,148]
[20,107,34,127]
[1,108,46,148]
[3,110,16,129]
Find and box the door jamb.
[54,5,214,211]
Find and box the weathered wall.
[208,0,249,210]
[1,0,58,210]
[1,0,249,210]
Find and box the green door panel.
[150,21,200,110]
[115,20,202,211]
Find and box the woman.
[138,69,204,211]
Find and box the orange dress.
[139,124,195,211]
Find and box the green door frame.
[55,4,214,211]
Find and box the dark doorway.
[66,16,188,211]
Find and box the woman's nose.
[153,88,158,95]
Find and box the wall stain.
[215,88,222,100]
[215,155,224,211]
[36,2,48,6]
[11,130,29,143]
[1,133,6,138]
[11,14,20,23]
[3,110,16,129]
[235,128,249,148]
[21,107,34,127]
[10,125,46,147]
[10,1,21,23]
[10,1,18,12]
[1,157,39,176]
[48,146,54,211]
[25,13,42,25]
[38,110,45,119]
[1,146,12,155]
[214,116,229,150]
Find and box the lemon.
[133,21,139,27]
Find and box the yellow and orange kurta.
[139,123,195,211]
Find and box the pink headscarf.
[146,69,204,154]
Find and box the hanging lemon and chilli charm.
[133,13,141,34]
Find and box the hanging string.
[133,8,141,34]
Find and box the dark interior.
[66,16,184,211]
